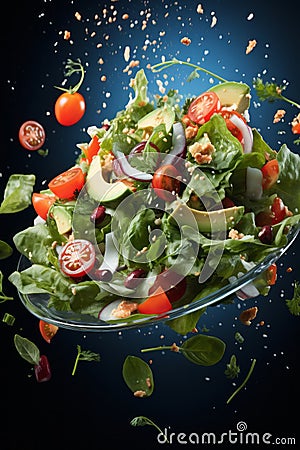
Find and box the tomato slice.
[292,122,300,134]
[266,263,277,286]
[151,164,181,201]
[59,239,96,278]
[48,167,85,199]
[138,287,172,315]
[39,320,59,343]
[85,135,100,164]
[261,159,280,190]
[187,91,221,125]
[32,193,56,220]
[19,120,46,151]
[218,109,246,142]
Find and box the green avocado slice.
[209,81,251,113]
[171,202,244,233]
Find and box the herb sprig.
[253,77,300,109]
[71,345,100,376]
[226,358,256,404]
[130,416,169,443]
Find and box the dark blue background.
[1,1,299,448]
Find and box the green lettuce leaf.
[0,174,35,213]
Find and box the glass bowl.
[17,224,299,332]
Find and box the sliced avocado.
[51,205,72,235]
[86,155,130,204]
[137,105,175,133]
[209,81,251,113]
[171,202,244,233]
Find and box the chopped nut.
[188,134,215,164]
[228,229,245,240]
[111,300,138,319]
[64,30,71,40]
[171,342,180,352]
[75,11,81,21]
[122,13,129,20]
[246,39,257,54]
[273,109,286,123]
[286,267,293,273]
[185,125,198,140]
[211,16,217,28]
[239,306,258,326]
[181,37,191,46]
[291,113,300,133]
[197,4,204,14]
[134,390,147,398]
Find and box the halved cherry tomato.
[148,270,187,303]
[54,92,85,126]
[85,135,100,164]
[39,320,59,343]
[32,193,56,220]
[138,287,172,315]
[218,109,246,142]
[152,164,181,201]
[59,239,96,278]
[48,167,85,199]
[18,120,45,151]
[266,263,277,286]
[187,91,221,125]
[261,159,280,190]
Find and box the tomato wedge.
[187,91,221,125]
[219,109,246,142]
[266,263,277,286]
[261,159,280,190]
[48,167,85,199]
[85,135,100,164]
[19,120,46,151]
[152,164,181,201]
[32,193,56,220]
[138,287,172,315]
[59,239,96,278]
[39,320,59,343]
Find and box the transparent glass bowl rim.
[17,224,299,332]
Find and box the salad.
[9,63,300,334]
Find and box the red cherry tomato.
[187,91,221,125]
[218,109,246,142]
[34,355,52,382]
[152,164,181,201]
[271,196,287,224]
[39,320,59,343]
[149,270,187,303]
[48,167,85,199]
[18,120,45,151]
[54,92,85,126]
[261,159,280,190]
[59,239,96,278]
[255,196,288,226]
[138,287,172,315]
[266,263,277,286]
[85,135,100,164]
[32,193,56,220]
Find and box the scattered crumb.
[197,4,204,14]
[124,45,130,62]
[246,39,257,54]
[133,390,147,398]
[228,229,245,240]
[211,16,217,28]
[181,37,191,46]
[273,109,286,123]
[259,320,265,326]
[64,30,71,40]
[286,267,293,273]
[146,377,152,388]
[75,11,81,21]
[239,306,258,326]
[122,13,129,20]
